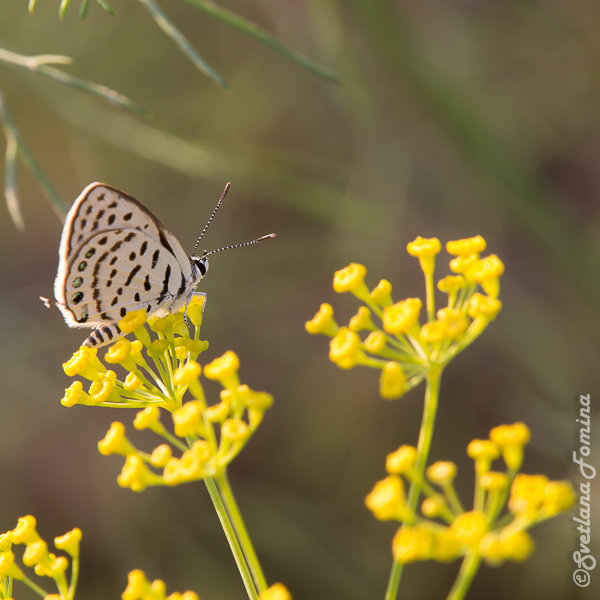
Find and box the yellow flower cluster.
[122,569,199,600]
[305,236,503,399]
[61,297,274,490]
[365,423,574,566]
[0,515,81,600]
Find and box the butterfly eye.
[193,256,209,277]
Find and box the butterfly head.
[191,255,209,278]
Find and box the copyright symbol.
[573,569,591,587]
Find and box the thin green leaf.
[59,0,70,19]
[138,0,228,88]
[4,132,24,231]
[0,47,145,115]
[28,0,38,14]
[95,0,115,15]
[79,0,90,18]
[0,92,68,225]
[182,0,340,84]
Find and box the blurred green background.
[1,1,598,599]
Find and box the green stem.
[215,471,268,593]
[384,365,442,600]
[446,551,482,600]
[204,472,266,598]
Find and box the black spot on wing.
[140,241,148,256]
[158,265,171,304]
[125,264,141,286]
[144,274,151,291]
[152,249,160,269]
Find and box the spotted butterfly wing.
[54,183,204,347]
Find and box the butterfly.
[42,182,276,347]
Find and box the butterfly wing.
[54,183,197,332]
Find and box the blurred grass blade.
[0,92,68,224]
[28,0,38,14]
[79,0,90,18]
[138,0,228,88]
[4,132,24,231]
[59,0,70,19]
[0,47,145,114]
[182,0,340,84]
[95,0,115,15]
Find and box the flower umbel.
[1,516,81,600]
[60,296,274,488]
[365,424,574,591]
[306,236,504,400]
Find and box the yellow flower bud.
[98,422,135,456]
[23,539,48,567]
[479,471,508,491]
[61,381,84,407]
[382,299,422,335]
[222,419,249,442]
[392,525,433,563]
[468,293,502,321]
[508,474,548,515]
[431,530,462,562]
[419,320,445,344]
[379,361,406,399]
[117,454,152,492]
[333,263,368,296]
[427,461,457,485]
[386,445,417,474]
[369,279,393,307]
[449,254,479,275]
[437,275,465,295]
[122,569,149,600]
[118,309,147,334]
[465,254,504,298]
[365,476,408,521]
[204,351,240,385]
[437,308,469,340]
[104,338,131,364]
[49,555,69,576]
[173,361,202,386]
[449,511,487,548]
[407,237,441,276]
[348,306,374,332]
[363,330,386,353]
[490,422,530,470]
[123,372,143,391]
[134,406,161,431]
[206,402,230,423]
[54,528,82,558]
[173,401,203,438]
[542,481,575,516]
[88,372,116,403]
[446,236,486,256]
[62,346,101,379]
[479,532,503,566]
[329,327,361,369]
[259,583,292,600]
[499,528,534,562]
[186,294,205,327]
[467,439,500,472]
[0,551,24,579]
[421,495,446,518]
[305,303,338,336]
[11,515,39,545]
[150,444,173,468]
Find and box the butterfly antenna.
[192,182,231,257]
[201,233,277,259]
